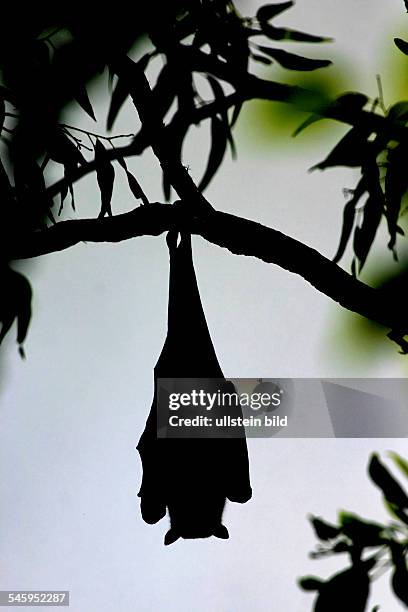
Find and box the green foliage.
[300,453,408,610]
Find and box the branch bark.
[11,203,406,336]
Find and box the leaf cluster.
[299,453,408,611]
[0,2,408,355]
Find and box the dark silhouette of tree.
[2,0,408,354]
[300,452,408,611]
[0,0,408,551]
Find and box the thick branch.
[11,203,406,335]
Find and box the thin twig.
[60,123,134,141]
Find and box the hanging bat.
[137,231,252,545]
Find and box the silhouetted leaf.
[68,182,76,212]
[333,180,366,264]
[94,140,115,218]
[338,511,385,547]
[230,101,243,128]
[294,94,367,136]
[390,542,408,606]
[298,576,322,591]
[353,195,383,271]
[58,182,69,216]
[395,38,408,55]
[107,74,130,131]
[257,46,331,71]
[313,561,374,612]
[199,116,227,191]
[207,76,226,119]
[383,498,408,525]
[333,201,357,264]
[256,2,294,22]
[310,516,340,541]
[0,157,14,204]
[206,76,236,159]
[335,92,369,110]
[310,128,370,171]
[251,53,273,65]
[369,453,408,509]
[113,54,156,133]
[116,156,148,204]
[332,540,351,553]
[163,173,172,202]
[392,572,408,608]
[47,208,57,225]
[48,131,86,216]
[75,85,96,121]
[384,144,408,251]
[176,68,196,118]
[261,23,332,43]
[48,130,86,167]
[127,172,149,205]
[152,63,177,121]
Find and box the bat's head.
[164,491,229,545]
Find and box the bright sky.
[1,1,408,610]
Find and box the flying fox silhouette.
[137,231,252,545]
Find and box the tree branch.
[11,203,407,336]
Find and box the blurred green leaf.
[389,452,408,480]
[369,453,408,509]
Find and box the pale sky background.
[1,0,408,610]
